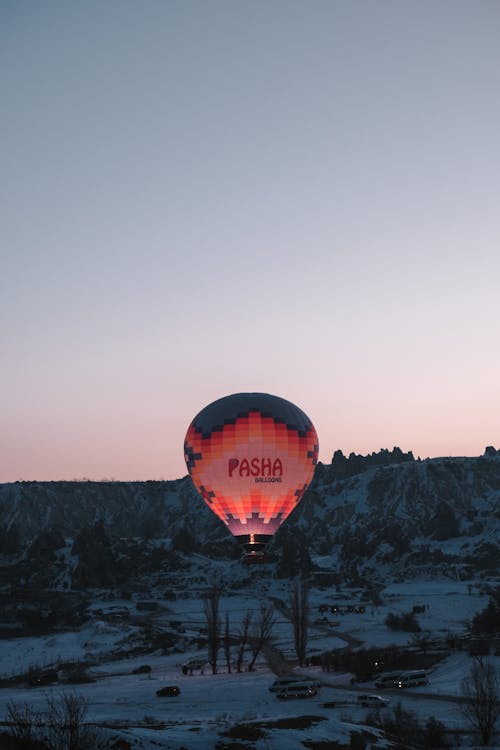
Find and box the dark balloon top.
[188,392,314,439]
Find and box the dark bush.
[261,716,326,730]
[423,715,453,748]
[220,724,266,741]
[385,611,421,632]
[471,589,500,634]
[28,669,58,687]
[365,704,454,749]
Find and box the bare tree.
[6,692,96,750]
[235,609,252,673]
[247,604,276,672]
[46,691,92,750]
[202,585,221,674]
[223,612,232,674]
[461,656,500,746]
[290,577,309,667]
[6,701,43,744]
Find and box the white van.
[269,676,302,693]
[277,683,317,699]
[357,694,389,708]
[374,671,402,688]
[396,670,428,688]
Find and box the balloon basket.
[235,533,272,563]
[243,550,272,564]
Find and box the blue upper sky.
[1,0,499,481]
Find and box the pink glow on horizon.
[1,2,499,482]
[1,390,497,483]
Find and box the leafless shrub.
[223,612,232,674]
[45,691,94,750]
[6,700,44,743]
[461,656,500,746]
[290,576,309,666]
[235,610,252,673]
[202,585,222,674]
[6,692,98,750]
[247,604,276,671]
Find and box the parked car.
[396,670,428,688]
[357,694,389,708]
[29,669,58,687]
[277,683,317,699]
[156,685,180,697]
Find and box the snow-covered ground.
[0,650,496,749]
[0,578,498,749]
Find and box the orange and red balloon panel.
[184,392,318,554]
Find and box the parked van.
[269,676,304,692]
[396,670,428,688]
[277,683,317,699]
[374,671,402,688]
[357,694,389,708]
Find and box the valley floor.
[0,578,499,749]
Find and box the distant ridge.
[324,446,415,480]
[0,447,499,587]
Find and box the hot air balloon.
[184,392,318,560]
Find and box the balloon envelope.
[184,392,318,554]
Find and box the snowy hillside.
[1,448,499,586]
[0,449,499,748]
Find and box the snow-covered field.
[0,578,498,749]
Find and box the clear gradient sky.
[1,1,499,482]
